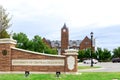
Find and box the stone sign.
[12,59,64,66]
[67,56,75,70]
[0,38,78,73]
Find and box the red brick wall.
[11,48,65,72]
[80,36,91,50]
[0,43,13,71]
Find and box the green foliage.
[96,47,102,61]
[0,30,10,38]
[0,73,120,80]
[84,48,91,58]
[78,48,97,61]
[102,48,111,61]
[112,47,120,58]
[13,32,29,49]
[0,5,11,38]
[13,32,57,55]
[78,47,111,62]
[78,66,101,70]
[96,47,111,62]
[78,50,85,61]
[32,35,45,52]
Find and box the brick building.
[43,24,95,55]
[61,24,69,54]
[42,37,52,48]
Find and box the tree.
[32,35,46,52]
[96,47,103,61]
[78,48,96,62]
[13,32,29,49]
[0,5,11,38]
[32,35,57,54]
[96,47,111,62]
[78,50,85,61]
[113,47,120,58]
[102,48,111,61]
[0,30,10,38]
[13,32,57,55]
[84,48,91,59]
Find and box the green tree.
[0,30,10,38]
[96,47,103,61]
[78,50,85,61]
[84,48,91,59]
[13,32,29,49]
[96,47,111,62]
[0,5,11,38]
[102,48,111,61]
[113,47,120,58]
[85,48,97,59]
[44,48,57,55]
[32,35,46,52]
[32,35,57,54]
[13,32,57,55]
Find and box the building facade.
[43,24,95,55]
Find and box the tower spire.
[63,23,66,28]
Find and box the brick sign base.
[0,39,78,73]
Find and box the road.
[78,62,120,72]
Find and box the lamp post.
[90,32,93,67]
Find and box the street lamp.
[90,32,93,67]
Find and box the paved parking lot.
[78,62,120,72]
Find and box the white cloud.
[1,0,120,28]
[1,0,120,51]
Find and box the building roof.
[62,23,68,30]
[69,40,82,47]
[50,40,82,48]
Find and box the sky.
[0,0,120,51]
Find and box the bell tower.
[61,23,69,55]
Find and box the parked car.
[112,58,120,63]
[83,59,98,64]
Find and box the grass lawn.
[78,66,101,70]
[0,72,120,80]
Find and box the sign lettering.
[12,59,64,66]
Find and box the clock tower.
[61,23,69,55]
